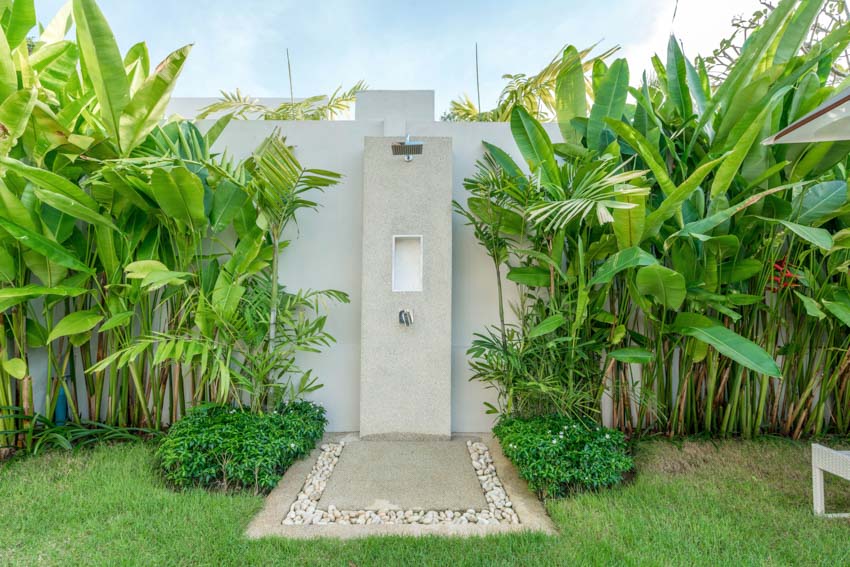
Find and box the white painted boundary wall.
[192,91,564,432]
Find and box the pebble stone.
[282,440,520,526]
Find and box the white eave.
[762,87,850,145]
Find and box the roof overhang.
[762,88,850,145]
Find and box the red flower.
[766,258,799,292]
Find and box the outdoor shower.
[391,135,423,162]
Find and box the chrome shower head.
[391,135,423,162]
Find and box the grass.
[1,438,849,566]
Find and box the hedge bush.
[493,414,633,498]
[156,401,326,493]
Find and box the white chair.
[811,444,850,518]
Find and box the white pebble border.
[282,440,520,526]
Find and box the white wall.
[198,94,562,433]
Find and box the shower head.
[391,135,423,161]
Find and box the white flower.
[551,439,557,444]
[605,434,610,439]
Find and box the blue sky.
[35,0,761,114]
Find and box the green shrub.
[156,401,326,493]
[493,414,633,498]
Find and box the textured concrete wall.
[359,137,453,439]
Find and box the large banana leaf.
[118,44,191,154]
[0,156,97,210]
[589,246,657,286]
[73,0,129,145]
[509,106,559,186]
[38,0,73,44]
[555,46,586,144]
[675,319,781,377]
[149,167,207,232]
[587,58,629,152]
[0,28,14,103]
[0,88,35,156]
[666,36,692,121]
[2,0,34,50]
[792,180,846,226]
[0,217,92,273]
[635,264,686,310]
[210,180,248,233]
[611,192,644,250]
[641,155,725,240]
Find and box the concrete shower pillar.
[359,136,453,439]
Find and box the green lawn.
[2,439,849,566]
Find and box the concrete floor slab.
[246,433,557,539]
[318,439,487,510]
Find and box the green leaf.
[587,58,629,151]
[210,180,248,233]
[509,106,558,186]
[0,217,92,273]
[47,310,102,342]
[635,264,686,310]
[555,46,586,144]
[507,266,550,287]
[3,0,34,49]
[666,36,693,120]
[642,155,725,240]
[0,156,98,210]
[677,185,788,238]
[0,28,15,103]
[0,88,35,156]
[709,90,787,198]
[119,44,192,154]
[99,310,134,331]
[0,284,86,300]
[204,112,233,148]
[793,180,847,226]
[528,314,566,338]
[482,141,524,179]
[73,0,130,144]
[467,197,524,236]
[794,291,826,320]
[32,186,118,230]
[38,0,73,44]
[719,259,762,284]
[611,193,645,250]
[1,356,26,379]
[149,167,207,232]
[774,219,833,251]
[124,260,168,279]
[606,118,676,194]
[676,325,781,377]
[608,347,654,364]
[589,246,657,286]
[823,299,850,328]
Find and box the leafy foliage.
[461,0,850,439]
[155,401,326,493]
[197,82,367,121]
[493,414,633,497]
[0,0,347,452]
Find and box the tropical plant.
[0,0,347,450]
[197,81,367,120]
[461,0,850,439]
[443,45,617,122]
[155,400,327,493]
[705,0,850,84]
[493,414,633,497]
